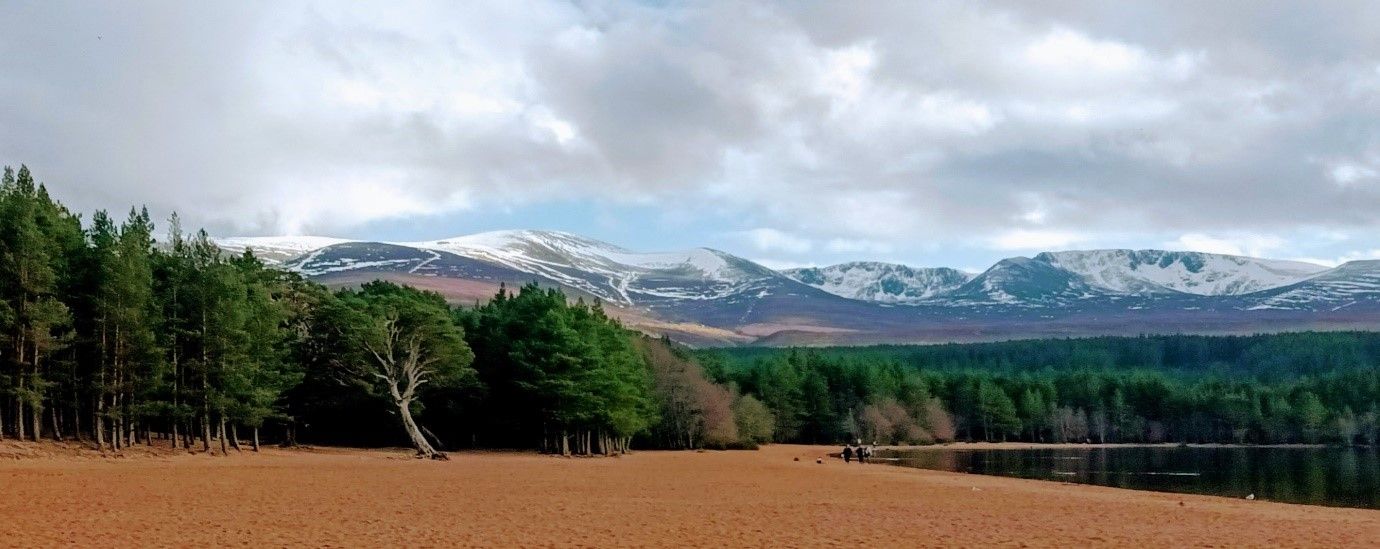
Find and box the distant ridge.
[783,262,972,304]
[214,231,1380,345]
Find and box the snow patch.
[399,230,770,305]
[1038,249,1326,296]
[213,236,357,265]
[784,262,971,304]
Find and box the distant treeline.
[0,165,769,457]
[700,333,1380,445]
[712,333,1380,379]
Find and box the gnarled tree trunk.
[364,316,449,460]
[397,398,441,459]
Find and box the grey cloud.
[2,0,1379,254]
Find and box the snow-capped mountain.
[1246,260,1380,311]
[283,241,438,276]
[944,256,1106,306]
[927,250,1331,308]
[782,250,1326,307]
[1036,249,1326,296]
[224,230,781,305]
[216,236,355,263]
[214,231,1380,344]
[272,231,875,342]
[402,230,781,305]
[784,262,971,304]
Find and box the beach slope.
[0,443,1375,547]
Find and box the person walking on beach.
[842,445,854,463]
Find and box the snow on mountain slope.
[784,262,972,304]
[215,236,355,263]
[220,230,1375,324]
[1246,260,1380,311]
[1036,250,1327,296]
[401,230,780,304]
[944,256,1104,306]
[282,242,427,276]
[782,250,1326,306]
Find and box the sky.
[3,1,1380,271]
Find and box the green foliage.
[706,337,1380,445]
[315,281,475,456]
[716,332,1380,380]
[733,394,774,444]
[976,380,1020,441]
[1294,391,1327,443]
[1018,388,1050,440]
[0,166,314,448]
[455,283,656,451]
[328,281,475,397]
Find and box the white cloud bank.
[2,1,1380,266]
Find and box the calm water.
[881,446,1380,509]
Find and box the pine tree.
[1294,391,1327,444]
[228,253,303,451]
[0,166,74,440]
[976,380,1019,441]
[1019,388,1048,442]
[86,210,119,448]
[113,208,161,447]
[152,213,194,448]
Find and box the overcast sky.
[3,1,1380,270]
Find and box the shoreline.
[878,441,1335,451]
[0,438,1339,462]
[1,443,1377,546]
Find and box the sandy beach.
[0,442,1377,547]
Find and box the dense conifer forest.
[6,164,1380,457]
[701,333,1380,445]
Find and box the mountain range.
[216,230,1380,346]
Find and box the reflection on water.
[881,446,1380,510]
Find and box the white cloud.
[1168,233,1286,258]
[1293,249,1380,268]
[814,42,876,107]
[988,229,1088,251]
[1023,28,1148,74]
[2,0,1380,271]
[1017,27,1202,87]
[1330,162,1378,186]
[751,257,816,271]
[825,238,894,254]
[735,228,814,254]
[263,169,474,235]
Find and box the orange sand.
[0,443,1376,547]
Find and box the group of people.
[841,441,875,463]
